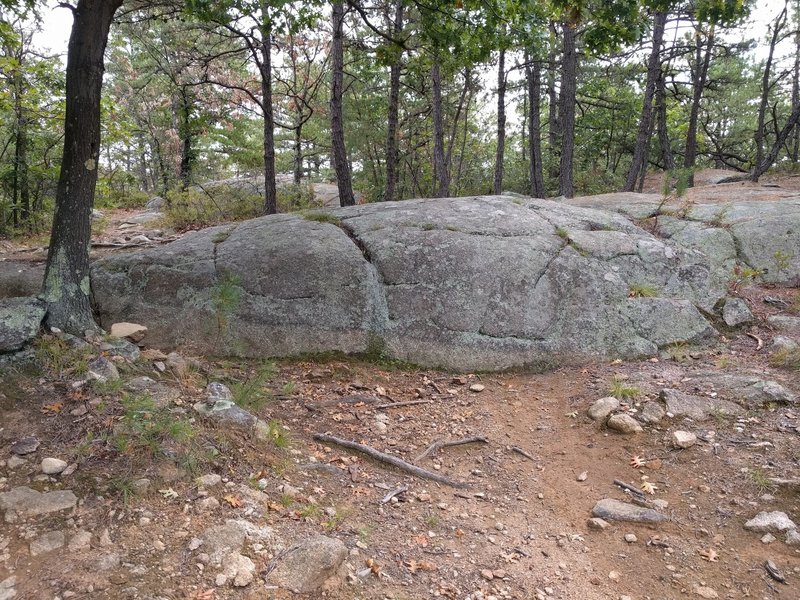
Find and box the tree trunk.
[751,1,788,182]
[752,99,800,179]
[547,25,561,181]
[492,44,506,195]
[793,0,800,162]
[331,1,356,206]
[178,88,194,190]
[431,60,449,197]
[558,21,577,198]
[623,11,667,191]
[684,24,714,187]
[259,17,277,214]
[43,0,123,334]
[527,53,545,198]
[383,0,403,202]
[656,69,675,170]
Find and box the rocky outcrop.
[92,196,726,371]
[565,193,800,286]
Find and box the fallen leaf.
[630,455,647,469]
[640,481,657,494]
[699,548,719,562]
[159,488,178,499]
[185,589,215,600]
[406,559,438,573]
[41,402,63,414]
[365,558,381,575]
[223,494,242,508]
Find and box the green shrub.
[277,183,322,212]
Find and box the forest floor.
[1,172,799,600]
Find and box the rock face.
[591,499,669,524]
[0,297,45,352]
[267,535,347,593]
[566,193,800,286]
[93,197,725,371]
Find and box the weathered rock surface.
[0,486,77,521]
[722,297,753,327]
[660,388,744,420]
[769,315,800,331]
[607,414,643,434]
[566,194,800,286]
[267,535,347,593]
[587,397,619,421]
[591,498,669,524]
[744,511,797,533]
[692,374,795,408]
[0,296,45,352]
[93,197,724,371]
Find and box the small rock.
[6,456,26,469]
[587,397,619,422]
[206,382,233,405]
[607,414,643,434]
[587,518,610,530]
[722,297,753,327]
[109,322,148,342]
[30,530,65,556]
[761,533,776,544]
[591,499,668,524]
[131,478,150,495]
[480,569,494,580]
[744,511,797,533]
[86,357,119,383]
[672,431,697,449]
[221,552,256,587]
[639,401,665,424]
[692,585,719,599]
[95,553,121,571]
[469,383,485,393]
[771,335,799,352]
[785,530,800,546]
[624,533,637,543]
[10,436,39,455]
[197,474,222,488]
[98,528,113,547]
[577,471,588,482]
[652,499,669,510]
[68,530,92,551]
[197,497,221,512]
[41,457,68,475]
[267,535,347,593]
[0,486,77,520]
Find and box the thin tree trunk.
[547,24,561,181]
[43,0,123,334]
[656,70,675,170]
[431,59,449,197]
[178,88,194,190]
[384,0,403,202]
[793,0,800,162]
[492,44,506,195]
[623,11,667,191]
[259,17,277,214]
[752,100,800,179]
[527,53,545,198]
[559,21,577,198]
[684,24,714,187]
[331,1,356,206]
[752,1,788,182]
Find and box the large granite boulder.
[92,196,724,371]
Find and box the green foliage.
[276,183,322,212]
[773,250,793,273]
[231,361,276,411]
[607,375,641,400]
[116,392,195,458]
[628,283,659,298]
[302,211,342,226]
[163,187,263,230]
[33,335,93,378]
[769,348,800,370]
[265,419,290,448]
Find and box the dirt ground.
[1,172,800,599]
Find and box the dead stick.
[415,436,488,462]
[613,479,646,497]
[313,433,468,488]
[511,446,535,461]
[375,400,432,410]
[380,485,408,504]
[746,333,764,351]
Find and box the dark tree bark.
[558,21,577,198]
[177,88,194,189]
[684,24,714,187]
[42,0,123,334]
[623,11,667,191]
[526,52,545,198]
[492,44,506,195]
[656,70,675,170]
[431,60,449,197]
[383,0,403,202]
[793,0,800,162]
[752,100,800,179]
[547,23,561,181]
[331,1,356,206]
[259,19,277,214]
[751,1,788,182]
[12,66,30,227]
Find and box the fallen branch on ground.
[380,485,408,504]
[746,333,764,351]
[375,399,432,409]
[313,433,468,488]
[510,446,535,461]
[613,479,646,497]
[415,436,488,462]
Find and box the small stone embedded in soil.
[29,530,65,556]
[785,530,800,546]
[692,585,719,599]
[624,533,637,543]
[587,397,619,421]
[10,436,39,455]
[197,474,222,488]
[577,471,588,482]
[480,569,494,580]
[744,511,797,533]
[469,383,485,393]
[587,518,610,530]
[761,533,777,544]
[607,414,643,434]
[672,431,697,449]
[40,457,68,474]
[592,499,669,524]
[68,530,92,551]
